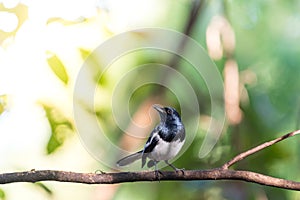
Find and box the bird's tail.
[116,150,143,167]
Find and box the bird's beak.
[153,104,165,114]
[153,104,167,122]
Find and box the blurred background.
[0,0,300,199]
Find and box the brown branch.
[222,129,300,169]
[155,0,204,95]
[1,169,300,191]
[0,130,300,191]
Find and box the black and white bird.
[116,104,185,176]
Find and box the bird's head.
[153,104,181,125]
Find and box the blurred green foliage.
[34,182,53,196]
[0,95,7,116]
[42,104,73,154]
[109,1,300,200]
[0,189,5,200]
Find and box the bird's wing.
[143,127,160,153]
[141,126,160,167]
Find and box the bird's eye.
[166,109,172,114]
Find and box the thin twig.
[222,129,300,169]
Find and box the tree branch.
[0,130,300,191]
[1,169,300,191]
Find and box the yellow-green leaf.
[46,52,69,84]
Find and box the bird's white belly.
[149,139,185,161]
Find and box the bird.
[116,104,185,178]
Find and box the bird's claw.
[155,170,163,181]
[175,168,185,175]
[95,169,106,174]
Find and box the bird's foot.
[165,160,185,175]
[155,170,163,181]
[174,168,185,175]
[94,169,106,174]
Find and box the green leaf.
[42,104,74,154]
[34,182,53,196]
[0,188,5,200]
[46,52,69,84]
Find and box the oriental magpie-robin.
[116,104,185,177]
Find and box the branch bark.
[0,130,300,191]
[1,169,300,191]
